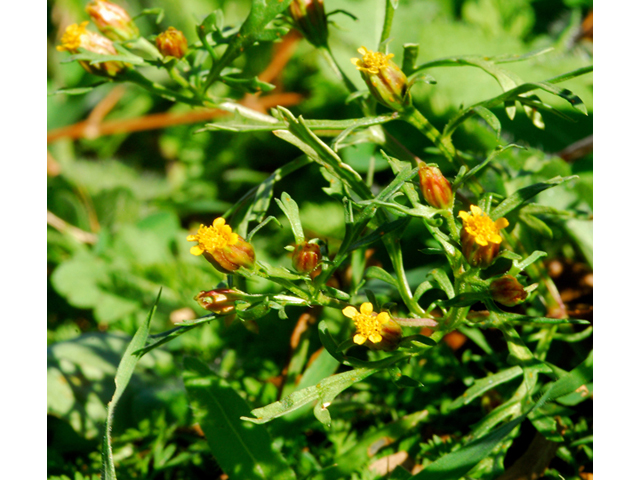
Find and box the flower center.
[459,205,508,247]
[187,218,238,256]
[58,22,90,52]
[354,47,394,74]
[353,312,387,344]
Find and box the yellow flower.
[350,46,410,112]
[186,218,255,273]
[187,217,239,256]
[56,22,126,76]
[57,22,92,53]
[342,302,391,345]
[351,46,394,75]
[458,205,508,246]
[458,205,509,268]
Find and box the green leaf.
[204,0,294,89]
[520,213,553,238]
[472,106,501,137]
[428,268,455,299]
[183,357,296,480]
[275,192,305,244]
[51,83,108,95]
[241,367,377,426]
[490,176,577,220]
[365,266,398,288]
[312,410,429,479]
[447,366,523,411]
[102,290,161,480]
[348,217,411,253]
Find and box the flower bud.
[490,275,527,307]
[155,27,188,59]
[418,163,453,209]
[187,218,256,274]
[86,0,139,42]
[292,241,321,273]
[351,46,411,112]
[194,289,240,314]
[289,0,329,47]
[342,302,403,351]
[57,22,126,76]
[458,205,509,269]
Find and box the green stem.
[123,70,202,107]
[382,235,425,316]
[401,107,456,163]
[378,0,396,51]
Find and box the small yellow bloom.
[351,46,394,75]
[342,302,390,345]
[187,218,255,273]
[57,22,126,76]
[458,205,509,268]
[458,205,509,247]
[187,217,239,256]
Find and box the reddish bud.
[86,0,139,42]
[292,242,321,274]
[418,163,453,209]
[155,27,188,59]
[194,289,241,314]
[289,0,329,47]
[490,275,528,307]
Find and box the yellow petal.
[353,334,367,345]
[186,234,197,241]
[213,217,225,228]
[458,211,470,220]
[470,205,482,216]
[495,217,509,229]
[369,333,382,343]
[360,302,373,315]
[342,306,358,318]
[376,312,390,324]
[475,237,488,247]
[489,233,502,244]
[350,58,360,65]
[357,46,367,55]
[190,245,204,256]
[228,233,239,245]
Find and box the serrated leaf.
[183,357,296,480]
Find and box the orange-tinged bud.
[458,205,509,269]
[351,46,411,112]
[155,27,188,59]
[194,289,241,314]
[57,22,126,76]
[418,163,453,209]
[292,241,321,273]
[187,218,256,274]
[490,275,527,307]
[289,0,328,47]
[86,0,139,42]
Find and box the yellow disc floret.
[342,302,390,345]
[187,217,239,256]
[57,22,90,52]
[350,46,395,75]
[458,205,509,247]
